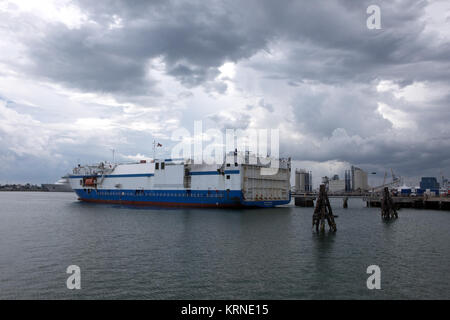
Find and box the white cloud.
[422,0,450,43]
[1,0,90,29]
[108,14,123,30]
[377,80,447,104]
[218,62,236,79]
[0,100,51,157]
[377,102,416,129]
[121,153,152,162]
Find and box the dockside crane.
[371,168,401,192]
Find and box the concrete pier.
[293,192,450,211]
[363,196,450,210]
[294,196,315,207]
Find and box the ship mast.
[111,148,115,164]
[152,140,156,160]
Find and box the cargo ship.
[42,176,73,192]
[68,152,291,208]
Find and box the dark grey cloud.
[281,78,450,178]
[9,0,450,93]
[29,28,154,95]
[12,0,270,94]
[245,0,450,85]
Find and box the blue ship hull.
[74,188,291,208]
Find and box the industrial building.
[420,177,440,191]
[295,169,312,193]
[344,170,351,191]
[328,175,346,193]
[351,166,369,191]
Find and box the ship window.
[80,180,82,185]
[235,162,238,166]
[155,162,159,170]
[226,163,230,167]
[161,162,165,170]
[226,175,230,179]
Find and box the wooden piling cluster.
[381,187,398,220]
[312,184,337,232]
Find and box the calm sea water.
[0,192,449,299]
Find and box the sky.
[0,0,449,187]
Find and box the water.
[0,192,449,299]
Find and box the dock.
[293,192,450,210]
[363,195,450,210]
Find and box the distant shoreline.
[0,184,47,192]
[0,190,48,192]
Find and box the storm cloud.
[0,0,449,185]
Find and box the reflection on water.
[0,193,449,299]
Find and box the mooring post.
[312,184,337,232]
[381,187,398,220]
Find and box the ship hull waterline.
[73,189,291,208]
